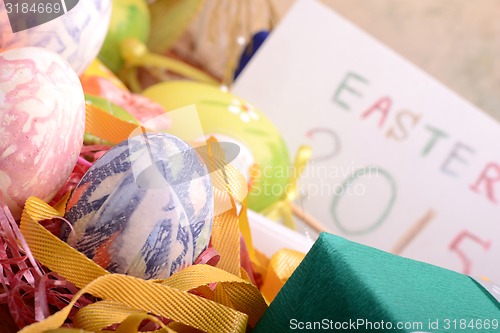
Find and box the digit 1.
[449,230,491,275]
[391,209,435,255]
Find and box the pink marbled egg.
[0,47,85,219]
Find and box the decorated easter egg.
[98,0,150,73]
[80,59,128,92]
[0,0,111,74]
[80,59,169,129]
[85,95,137,124]
[142,81,290,213]
[62,133,214,279]
[83,95,138,145]
[0,47,85,219]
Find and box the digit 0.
[331,166,397,235]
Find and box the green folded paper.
[255,233,500,332]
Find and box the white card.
[233,0,500,280]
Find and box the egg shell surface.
[0,0,111,74]
[0,46,85,219]
[62,133,214,279]
[98,0,150,73]
[80,59,169,129]
[142,81,291,213]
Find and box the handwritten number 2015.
[449,231,490,275]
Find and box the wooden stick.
[291,202,333,234]
[392,209,436,255]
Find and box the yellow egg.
[142,81,291,212]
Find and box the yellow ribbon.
[114,313,172,333]
[262,145,312,229]
[15,103,307,332]
[85,104,153,145]
[17,104,268,332]
[259,249,306,303]
[19,196,266,332]
[238,199,259,266]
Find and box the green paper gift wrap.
[255,233,500,332]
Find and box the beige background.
[275,0,500,121]
[178,0,500,121]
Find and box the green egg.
[98,0,150,73]
[84,94,139,145]
[142,81,291,213]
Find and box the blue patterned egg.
[0,0,111,74]
[61,133,213,279]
